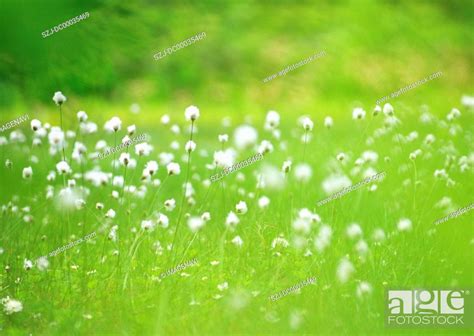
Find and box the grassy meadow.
[0,1,473,335]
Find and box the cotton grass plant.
[0,92,473,335]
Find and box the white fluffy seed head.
[164,198,176,211]
[201,212,211,221]
[397,218,412,232]
[218,134,229,143]
[235,201,248,214]
[301,117,314,131]
[383,103,394,116]
[167,162,181,176]
[56,161,71,174]
[30,119,41,131]
[373,105,382,116]
[77,111,88,122]
[352,107,366,120]
[161,114,170,125]
[22,166,33,179]
[265,110,280,129]
[225,211,240,228]
[52,91,67,105]
[106,117,122,132]
[258,196,270,209]
[324,116,333,128]
[185,105,200,122]
[127,125,136,136]
[282,160,292,173]
[119,153,130,166]
[185,140,197,153]
[187,216,205,232]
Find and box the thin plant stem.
[111,132,118,185]
[302,129,308,162]
[144,176,169,218]
[171,121,194,262]
[59,105,66,162]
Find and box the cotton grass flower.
[161,114,170,124]
[77,111,88,122]
[258,165,285,190]
[314,225,332,252]
[397,218,412,232]
[119,153,130,166]
[355,240,369,256]
[447,108,461,121]
[22,166,33,179]
[434,169,448,179]
[336,258,354,283]
[282,160,292,173]
[324,116,333,128]
[52,91,67,105]
[265,110,280,129]
[105,209,116,219]
[217,282,229,291]
[373,105,382,116]
[356,282,372,298]
[213,149,236,168]
[48,127,65,147]
[461,95,474,109]
[2,297,23,315]
[187,216,205,232]
[372,228,386,242]
[201,212,211,221]
[352,107,366,120]
[383,103,394,116]
[300,116,314,131]
[23,259,33,271]
[36,256,49,271]
[104,116,122,133]
[135,142,153,156]
[234,125,258,150]
[56,161,71,174]
[362,150,378,163]
[292,217,311,234]
[185,105,200,121]
[258,196,270,209]
[294,163,312,182]
[167,162,181,176]
[156,213,169,228]
[235,201,248,214]
[142,161,159,178]
[346,223,362,239]
[141,219,156,231]
[31,119,41,131]
[218,134,229,143]
[231,235,244,247]
[159,152,174,166]
[170,125,180,135]
[164,198,176,211]
[424,134,436,145]
[108,225,118,241]
[185,140,197,153]
[257,140,274,155]
[321,174,351,195]
[337,153,346,162]
[225,211,240,229]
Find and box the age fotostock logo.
[386,289,473,328]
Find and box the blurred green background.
[0,0,472,122]
[0,2,473,334]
